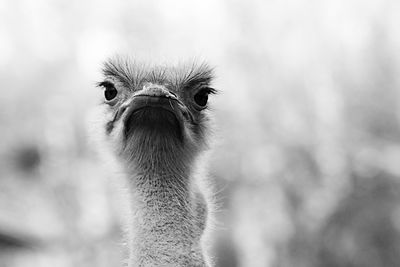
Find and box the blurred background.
[1,0,400,266]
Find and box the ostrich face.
[97,59,216,160]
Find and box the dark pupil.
[104,88,117,101]
[194,90,209,107]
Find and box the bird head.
[96,58,216,166]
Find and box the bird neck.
[125,150,208,267]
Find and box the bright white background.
[1,1,400,266]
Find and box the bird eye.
[193,88,215,108]
[98,81,118,102]
[105,88,117,101]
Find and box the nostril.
[168,91,177,98]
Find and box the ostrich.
[95,58,217,267]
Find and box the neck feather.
[123,139,207,267]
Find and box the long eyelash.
[198,87,217,95]
[97,81,115,89]
[206,87,217,94]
